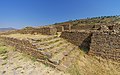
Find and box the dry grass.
[0,46,8,54]
[1,34,119,75]
[0,38,69,75]
[67,54,120,75]
[1,33,56,40]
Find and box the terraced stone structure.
[89,31,120,62]
[71,24,94,30]
[60,30,92,52]
[0,34,81,71]
[60,24,120,62]
[18,26,57,35]
[0,22,120,71]
[0,26,57,35]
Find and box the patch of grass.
[43,55,49,60]
[56,42,63,47]
[9,46,16,51]
[0,46,8,54]
[44,63,49,67]
[2,56,8,60]
[0,41,15,55]
[48,39,60,44]
[0,39,6,46]
[22,53,37,62]
[0,43,6,46]
[2,62,7,65]
[1,54,5,56]
[14,66,22,70]
[30,56,37,62]
[68,64,81,75]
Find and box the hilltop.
[53,15,120,25]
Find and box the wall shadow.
[79,34,92,53]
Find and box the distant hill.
[53,15,120,26]
[0,28,16,31]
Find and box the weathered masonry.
[0,23,120,62]
[89,31,120,62]
[60,30,92,53]
[60,24,120,62]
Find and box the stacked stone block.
[60,28,120,62]
[89,31,120,62]
[55,26,64,32]
[18,27,57,35]
[0,36,45,59]
[71,24,94,30]
[60,30,92,52]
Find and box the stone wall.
[53,23,72,32]
[0,36,45,59]
[0,23,120,62]
[71,24,120,31]
[54,26,64,32]
[60,29,120,62]
[18,27,57,35]
[89,31,120,62]
[62,24,71,30]
[0,26,57,35]
[71,24,94,30]
[60,30,92,52]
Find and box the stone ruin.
[18,26,57,35]
[53,23,72,32]
[60,23,120,62]
[89,31,120,62]
[0,23,120,63]
[0,26,57,35]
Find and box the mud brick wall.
[89,31,120,62]
[71,24,94,30]
[60,31,92,51]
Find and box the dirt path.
[0,46,69,75]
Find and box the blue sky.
[0,0,120,28]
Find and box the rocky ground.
[0,34,120,75]
[0,44,69,75]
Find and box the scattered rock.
[42,52,52,58]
